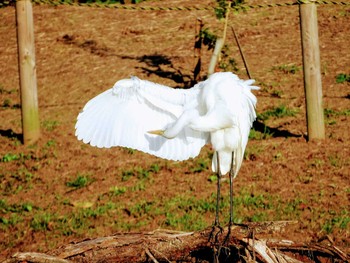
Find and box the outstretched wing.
[75,77,208,161]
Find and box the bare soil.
[0,1,349,261]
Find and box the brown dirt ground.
[0,0,349,261]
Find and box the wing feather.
[75,78,207,161]
[232,78,258,177]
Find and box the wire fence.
[1,0,350,9]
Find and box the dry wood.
[2,252,72,263]
[3,221,349,263]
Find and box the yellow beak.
[147,130,165,136]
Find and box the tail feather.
[211,151,233,175]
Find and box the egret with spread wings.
[75,72,258,233]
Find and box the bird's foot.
[209,224,224,263]
[223,222,233,246]
[208,223,223,245]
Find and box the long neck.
[163,109,200,138]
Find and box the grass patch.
[0,85,17,94]
[244,145,265,160]
[0,199,33,214]
[30,212,53,231]
[1,153,20,162]
[324,108,350,118]
[109,186,127,196]
[272,64,301,74]
[42,120,59,131]
[335,73,350,83]
[249,126,274,140]
[0,199,34,229]
[258,81,284,98]
[322,210,350,234]
[190,158,209,173]
[165,212,207,230]
[66,174,94,189]
[121,164,160,182]
[324,108,350,125]
[162,195,217,230]
[258,105,298,121]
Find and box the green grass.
[1,153,20,162]
[249,126,274,140]
[0,138,348,249]
[109,186,127,196]
[0,84,20,109]
[0,199,33,214]
[1,152,36,164]
[258,81,284,98]
[30,212,53,231]
[121,164,159,182]
[258,105,298,121]
[165,212,207,230]
[244,145,265,160]
[42,120,59,131]
[66,174,94,189]
[324,108,350,118]
[218,45,239,72]
[324,108,350,126]
[249,104,299,140]
[335,73,350,83]
[328,155,342,168]
[1,188,348,241]
[322,210,350,234]
[0,199,33,229]
[272,64,301,74]
[162,195,217,230]
[1,158,37,195]
[0,85,16,94]
[190,158,209,173]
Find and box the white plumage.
[75,72,258,177]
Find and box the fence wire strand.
[1,0,350,9]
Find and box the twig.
[231,25,252,79]
[145,248,159,263]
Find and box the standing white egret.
[75,72,258,236]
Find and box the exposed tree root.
[3,221,349,263]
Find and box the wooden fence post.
[16,0,40,145]
[299,1,325,140]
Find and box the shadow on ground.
[252,120,302,139]
[0,129,23,142]
[121,53,198,88]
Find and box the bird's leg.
[209,152,224,263]
[214,163,221,227]
[223,151,235,246]
[209,152,223,244]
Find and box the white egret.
[75,72,258,234]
